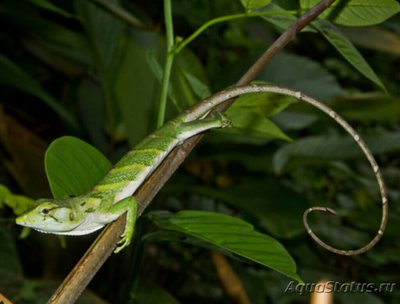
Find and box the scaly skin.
[16,84,388,255]
[16,112,231,253]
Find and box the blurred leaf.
[261,3,316,33]
[0,184,34,215]
[240,0,271,10]
[77,79,109,152]
[143,230,245,261]
[185,179,310,238]
[273,132,400,173]
[115,31,164,145]
[0,55,78,129]
[148,210,302,282]
[172,49,210,110]
[0,229,23,277]
[272,112,319,130]
[132,280,181,304]
[341,26,400,57]
[333,94,400,123]
[1,2,92,75]
[28,0,73,18]
[146,52,182,111]
[76,0,125,131]
[45,136,112,198]
[77,0,164,144]
[313,20,385,91]
[259,52,343,101]
[300,0,400,26]
[0,108,50,197]
[181,70,211,100]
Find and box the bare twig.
[48,1,337,302]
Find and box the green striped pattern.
[88,122,180,200]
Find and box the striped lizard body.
[16,84,388,255]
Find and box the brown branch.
[48,0,336,302]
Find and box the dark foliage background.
[0,0,399,303]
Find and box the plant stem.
[157,0,175,127]
[175,10,296,54]
[49,1,337,301]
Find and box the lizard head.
[16,198,83,234]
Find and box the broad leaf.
[45,136,112,198]
[148,210,302,282]
[259,53,343,102]
[77,0,163,145]
[225,107,291,141]
[313,20,385,91]
[184,179,310,239]
[300,0,400,26]
[222,90,293,141]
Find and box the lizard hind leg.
[107,196,138,253]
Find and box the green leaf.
[273,132,400,173]
[225,107,291,141]
[229,90,295,117]
[132,280,181,304]
[300,0,400,26]
[146,52,182,111]
[0,229,23,277]
[1,3,92,73]
[0,185,34,215]
[240,0,271,10]
[76,0,126,131]
[0,55,78,129]
[77,0,164,145]
[185,179,310,239]
[259,53,343,102]
[334,94,400,123]
[313,20,385,91]
[223,87,293,141]
[148,210,302,282]
[45,136,112,198]
[181,70,211,100]
[28,0,73,18]
[261,3,315,33]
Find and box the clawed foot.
[114,230,132,253]
[211,112,232,128]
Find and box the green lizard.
[15,84,388,255]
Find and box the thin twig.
[48,1,337,302]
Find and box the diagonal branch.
[48,0,336,302]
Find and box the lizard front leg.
[107,196,138,253]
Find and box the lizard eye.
[42,208,50,214]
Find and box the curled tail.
[190,84,388,255]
